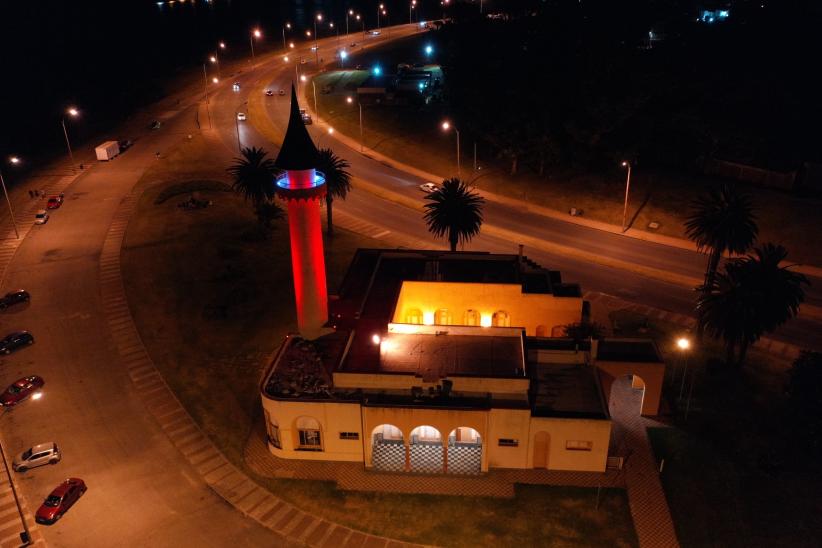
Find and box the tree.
[698,243,808,366]
[254,201,284,232]
[424,178,485,251]
[316,148,352,236]
[226,147,277,207]
[685,184,758,338]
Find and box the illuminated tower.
[274,86,329,340]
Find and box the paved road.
[207,25,821,350]
[0,100,283,546]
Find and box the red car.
[35,478,87,525]
[47,195,63,209]
[0,375,44,407]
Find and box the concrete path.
[610,379,680,548]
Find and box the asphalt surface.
[209,23,821,350]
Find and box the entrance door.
[533,432,549,469]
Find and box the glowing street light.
[378,3,384,29]
[283,22,291,49]
[212,77,219,84]
[61,107,79,168]
[410,0,417,24]
[676,335,691,401]
[441,120,461,177]
[31,392,43,401]
[425,44,433,56]
[372,64,382,76]
[676,337,690,350]
[347,9,354,35]
[620,161,632,232]
[250,28,262,61]
[0,156,21,238]
[289,41,295,49]
[314,14,322,65]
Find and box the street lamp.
[202,63,213,129]
[347,96,364,153]
[620,160,632,232]
[340,49,348,68]
[250,28,261,61]
[1,389,42,545]
[357,14,364,40]
[676,336,691,400]
[410,0,417,23]
[283,22,291,49]
[314,14,322,65]
[425,44,434,56]
[0,156,21,239]
[347,9,354,35]
[378,3,384,29]
[441,121,461,177]
[61,107,79,168]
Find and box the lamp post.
[312,80,319,123]
[250,28,261,62]
[0,156,21,239]
[61,107,79,168]
[620,160,632,232]
[282,22,291,49]
[441,121,460,177]
[378,3,384,29]
[676,337,690,400]
[0,391,43,546]
[314,14,323,65]
[347,96,364,153]
[202,64,213,129]
[347,9,354,35]
[358,15,364,40]
[410,0,416,23]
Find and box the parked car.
[118,139,133,152]
[35,478,86,525]
[13,442,61,472]
[237,112,247,121]
[299,109,313,125]
[232,82,241,91]
[149,120,162,130]
[0,331,34,355]
[0,290,30,310]
[419,182,438,193]
[369,30,381,35]
[265,89,274,96]
[310,45,319,51]
[34,210,49,225]
[0,375,44,407]
[350,42,357,47]
[47,195,63,209]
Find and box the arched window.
[406,308,422,324]
[492,310,510,327]
[464,309,479,326]
[435,308,451,325]
[551,325,565,337]
[535,325,549,337]
[295,416,322,451]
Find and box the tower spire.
[275,85,318,171]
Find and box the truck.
[95,141,120,161]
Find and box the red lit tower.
[274,86,329,340]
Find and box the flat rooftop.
[341,328,524,380]
[530,362,607,419]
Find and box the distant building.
[260,249,666,475]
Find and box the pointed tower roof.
[275,85,318,171]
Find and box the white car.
[419,183,438,193]
[13,442,61,472]
[34,210,49,225]
[310,45,319,51]
[237,112,247,121]
[265,89,274,96]
[232,82,241,91]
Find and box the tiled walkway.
[609,378,680,548]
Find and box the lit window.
[339,432,360,440]
[566,440,593,451]
[296,416,323,451]
[498,438,519,447]
[492,310,510,327]
[406,308,422,324]
[435,308,451,325]
[464,309,479,326]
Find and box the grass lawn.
[119,134,638,547]
[317,35,822,265]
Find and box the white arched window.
[435,308,452,325]
[295,416,322,451]
[464,309,479,326]
[406,308,423,324]
[492,310,510,327]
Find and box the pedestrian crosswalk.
[0,463,45,548]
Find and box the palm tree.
[316,148,352,236]
[698,243,808,366]
[424,178,485,251]
[685,184,758,338]
[226,147,277,207]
